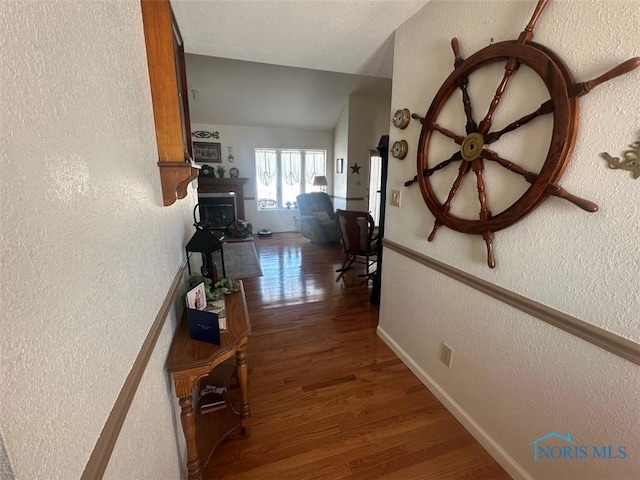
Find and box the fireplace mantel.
[198,177,249,221]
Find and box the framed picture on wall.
[193,142,222,163]
[336,158,344,174]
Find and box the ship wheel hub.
[461,133,485,162]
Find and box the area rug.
[217,241,263,279]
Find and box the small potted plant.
[216,165,226,178]
[187,274,239,301]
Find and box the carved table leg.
[236,345,251,436]
[179,396,202,480]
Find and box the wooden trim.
[141,0,197,206]
[80,260,188,479]
[332,196,366,201]
[383,239,640,365]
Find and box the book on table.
[205,299,227,331]
[199,384,227,413]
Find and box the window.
[256,149,326,210]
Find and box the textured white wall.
[333,101,350,210]
[103,299,186,480]
[1,1,194,478]
[346,95,391,211]
[381,0,639,478]
[191,123,333,233]
[331,95,391,211]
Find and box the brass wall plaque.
[602,136,640,180]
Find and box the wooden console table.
[166,283,251,480]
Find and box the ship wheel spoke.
[483,231,496,269]
[477,0,552,135]
[484,99,553,144]
[569,58,640,98]
[478,57,521,134]
[472,159,491,222]
[451,38,478,134]
[470,158,496,268]
[412,114,467,145]
[430,123,465,144]
[428,161,471,241]
[544,184,599,212]
[425,151,463,176]
[404,151,463,186]
[482,149,598,212]
[481,149,538,183]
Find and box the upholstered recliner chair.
[296,192,340,244]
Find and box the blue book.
[186,308,221,345]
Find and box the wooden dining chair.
[335,209,378,283]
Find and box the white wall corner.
[0,427,16,480]
[377,326,533,480]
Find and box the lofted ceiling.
[171,0,430,129]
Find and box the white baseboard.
[377,325,532,480]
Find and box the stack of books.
[199,384,227,413]
[205,299,227,331]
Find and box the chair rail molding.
[80,259,188,479]
[382,239,640,365]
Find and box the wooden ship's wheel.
[404,0,639,268]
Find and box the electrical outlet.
[440,343,452,367]
[390,189,401,207]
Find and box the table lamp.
[313,175,328,192]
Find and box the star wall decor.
[350,162,361,174]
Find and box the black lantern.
[185,229,225,282]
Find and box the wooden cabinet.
[141,0,199,206]
[167,285,251,480]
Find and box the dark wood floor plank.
[375,443,494,480]
[203,233,510,479]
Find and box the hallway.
[204,233,510,479]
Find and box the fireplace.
[198,193,236,231]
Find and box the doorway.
[367,149,382,224]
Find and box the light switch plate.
[390,189,401,207]
[440,343,452,367]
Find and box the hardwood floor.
[204,233,510,479]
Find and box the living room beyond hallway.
[204,232,510,479]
